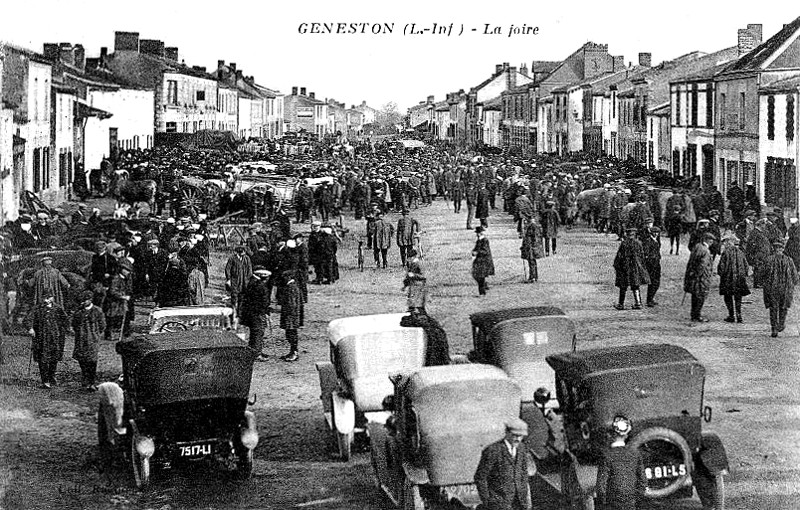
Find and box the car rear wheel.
[130,437,151,489]
[628,426,693,499]
[696,470,725,510]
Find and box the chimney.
[43,43,59,61]
[229,62,237,73]
[114,31,140,52]
[291,86,298,95]
[309,92,315,99]
[74,44,85,70]
[507,66,517,89]
[738,24,762,56]
[164,47,178,61]
[747,24,763,44]
[58,43,75,66]
[192,66,207,73]
[520,63,529,77]
[235,70,243,80]
[427,95,434,103]
[218,59,225,69]
[300,87,307,96]
[638,52,652,67]
[613,55,625,72]
[139,39,165,57]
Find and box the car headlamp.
[135,436,155,458]
[241,429,259,450]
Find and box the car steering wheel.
[157,321,189,333]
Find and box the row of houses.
[0,31,381,225]
[409,17,800,213]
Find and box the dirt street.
[2,199,800,509]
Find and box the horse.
[110,170,157,214]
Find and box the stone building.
[284,87,328,138]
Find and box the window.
[687,143,698,175]
[165,122,177,133]
[196,90,205,101]
[675,90,681,126]
[691,84,699,127]
[706,86,714,127]
[33,148,41,192]
[192,121,198,133]
[59,152,67,187]
[42,147,50,189]
[767,95,775,140]
[739,92,746,130]
[33,78,39,121]
[167,80,178,105]
[765,156,797,208]
[650,118,653,137]
[719,93,726,130]
[672,148,681,176]
[612,91,616,118]
[648,141,654,168]
[787,94,795,141]
[182,121,189,133]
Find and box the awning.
[74,99,113,120]
[413,120,429,130]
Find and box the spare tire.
[627,427,693,499]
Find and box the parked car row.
[94,304,727,510]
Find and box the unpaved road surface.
[2,199,799,509]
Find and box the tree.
[376,102,402,131]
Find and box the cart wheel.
[336,430,353,462]
[180,187,201,217]
[131,438,151,488]
[157,321,189,333]
[401,476,424,510]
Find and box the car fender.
[97,381,126,435]
[243,410,258,433]
[402,460,430,486]
[332,390,355,435]
[316,361,338,414]
[697,432,729,476]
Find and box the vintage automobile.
[148,305,237,334]
[315,312,427,460]
[468,306,577,404]
[97,330,259,487]
[368,364,523,510]
[541,344,728,509]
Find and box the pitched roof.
[648,102,670,115]
[721,16,800,74]
[760,75,800,93]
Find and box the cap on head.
[475,226,485,234]
[41,256,53,264]
[81,290,94,302]
[505,418,529,437]
[533,387,551,406]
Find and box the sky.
[3,1,796,112]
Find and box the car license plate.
[645,463,686,480]
[178,443,213,458]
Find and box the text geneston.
[298,22,395,35]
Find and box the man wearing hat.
[71,290,106,390]
[240,267,272,361]
[763,238,799,337]
[684,232,716,322]
[278,269,304,362]
[71,203,89,225]
[225,245,253,321]
[369,211,394,269]
[472,226,495,296]
[718,235,750,323]
[105,259,134,340]
[32,212,53,244]
[746,218,772,288]
[31,256,70,308]
[613,228,650,310]
[642,226,662,307]
[25,290,69,388]
[540,200,560,256]
[595,415,646,510]
[396,208,420,267]
[474,417,532,510]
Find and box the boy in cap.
[71,290,106,390]
[474,417,532,510]
[595,416,647,510]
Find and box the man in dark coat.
[240,267,272,361]
[399,309,450,366]
[726,181,746,224]
[642,226,662,307]
[105,259,134,339]
[520,219,543,283]
[143,239,168,298]
[785,219,800,271]
[225,246,253,319]
[540,201,560,256]
[156,253,190,308]
[292,233,309,303]
[396,208,419,267]
[746,219,772,288]
[514,187,535,236]
[475,182,490,229]
[684,232,715,322]
[89,240,117,306]
[595,416,646,510]
[308,221,324,283]
[474,418,532,510]
[25,291,69,388]
[613,227,650,310]
[71,290,106,390]
[718,236,750,323]
[472,226,495,296]
[763,239,800,337]
[369,212,394,269]
[278,269,304,362]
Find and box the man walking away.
[684,233,715,322]
[540,201,560,256]
[520,219,543,283]
[642,226,662,307]
[71,290,105,391]
[717,236,750,323]
[240,267,271,361]
[763,239,799,337]
[225,245,253,321]
[279,269,304,362]
[472,226,495,296]
[396,208,419,267]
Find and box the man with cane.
[24,291,69,388]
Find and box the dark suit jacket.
[474,439,531,510]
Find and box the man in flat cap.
[684,232,716,322]
[642,226,662,307]
[32,256,70,308]
[24,290,69,388]
[71,290,106,390]
[105,258,134,340]
[474,417,532,510]
[763,238,799,337]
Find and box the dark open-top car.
[97,330,259,487]
[541,344,728,509]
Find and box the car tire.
[401,476,424,510]
[97,406,113,469]
[235,447,254,480]
[628,426,693,499]
[130,436,150,489]
[696,469,725,510]
[336,430,353,462]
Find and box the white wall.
[85,88,154,171]
[238,96,252,138]
[25,61,52,194]
[0,108,15,224]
